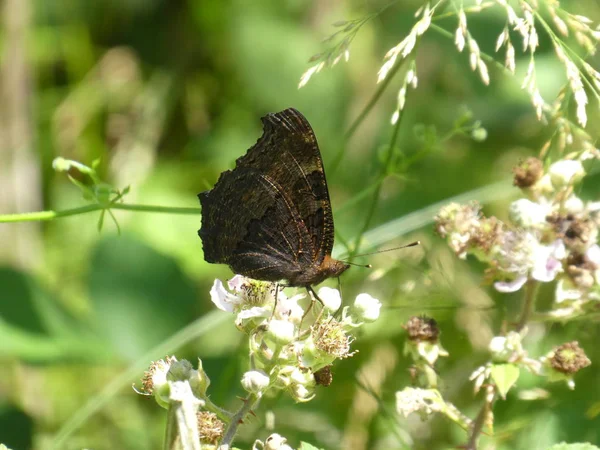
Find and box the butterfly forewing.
[235,109,335,263]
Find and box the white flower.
[352,293,382,322]
[549,160,585,187]
[318,287,342,312]
[493,234,565,292]
[509,199,551,228]
[493,231,537,292]
[211,275,289,324]
[241,370,270,393]
[395,387,444,418]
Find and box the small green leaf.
[491,363,520,399]
[299,443,323,450]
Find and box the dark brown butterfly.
[198,108,349,290]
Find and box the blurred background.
[2,0,600,449]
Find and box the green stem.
[330,58,405,175]
[349,98,405,259]
[202,397,232,424]
[219,394,260,449]
[517,279,539,331]
[0,203,200,223]
[164,404,179,450]
[465,391,495,450]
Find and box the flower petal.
[210,279,237,312]
[228,274,247,292]
[237,306,270,320]
[494,275,528,293]
[276,293,305,323]
[532,240,565,282]
[586,244,600,265]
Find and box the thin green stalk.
[164,404,179,450]
[0,203,200,223]
[330,59,405,175]
[219,393,260,449]
[349,101,405,259]
[517,279,539,331]
[466,392,495,450]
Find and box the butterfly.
[198,108,349,292]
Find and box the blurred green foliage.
[2,0,600,449]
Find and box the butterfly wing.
[199,166,314,282]
[235,108,335,264]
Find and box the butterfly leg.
[298,286,318,331]
[269,282,280,321]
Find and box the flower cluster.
[211,275,381,402]
[136,277,381,448]
[435,156,600,319]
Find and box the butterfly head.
[318,255,351,281]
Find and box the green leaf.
[299,443,323,450]
[546,443,600,450]
[491,363,520,399]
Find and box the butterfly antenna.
[342,261,372,268]
[350,240,421,259]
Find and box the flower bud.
[548,341,590,375]
[318,287,342,312]
[352,293,382,322]
[513,157,543,188]
[549,160,585,187]
[266,319,296,344]
[265,433,293,450]
[241,370,270,394]
[168,359,194,382]
[405,316,439,342]
[488,331,523,363]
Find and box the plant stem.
[0,203,200,223]
[219,394,260,449]
[330,57,404,175]
[517,279,539,331]
[466,391,495,450]
[349,97,405,259]
[164,404,179,450]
